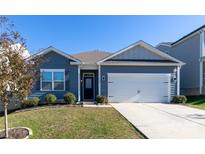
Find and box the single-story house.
[28,40,184,103]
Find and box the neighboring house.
[28,40,184,104]
[157,25,205,95]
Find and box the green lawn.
[186,96,205,110]
[0,106,143,139]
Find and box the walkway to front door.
[111,103,205,138]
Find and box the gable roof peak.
[27,46,81,63]
[97,40,185,65]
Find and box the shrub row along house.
[2,25,205,112]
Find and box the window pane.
[42,82,52,90]
[85,78,92,88]
[54,72,64,81]
[54,82,64,90]
[42,72,52,81]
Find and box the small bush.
[64,92,76,104]
[30,97,40,106]
[96,95,108,104]
[172,95,187,104]
[45,94,57,104]
[21,97,40,108]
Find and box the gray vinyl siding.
[100,65,177,99]
[111,45,164,60]
[31,51,78,101]
[170,34,200,89]
[156,45,171,54]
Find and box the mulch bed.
[0,128,29,139]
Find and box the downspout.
[199,31,204,94]
[78,65,81,102]
[177,66,181,95]
[98,65,101,95]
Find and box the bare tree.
[0,16,41,138]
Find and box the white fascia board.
[27,46,81,63]
[70,61,82,65]
[100,62,182,66]
[70,62,97,65]
[40,69,65,72]
[155,43,171,48]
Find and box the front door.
[83,74,94,100]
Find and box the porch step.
[81,101,96,105]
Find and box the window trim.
[40,69,65,91]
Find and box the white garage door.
[108,73,171,103]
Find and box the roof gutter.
[171,28,205,47]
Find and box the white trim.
[168,74,171,103]
[70,61,81,65]
[83,72,95,100]
[78,65,81,101]
[108,73,171,77]
[100,62,182,66]
[199,31,205,94]
[79,64,98,70]
[40,69,65,91]
[98,65,101,95]
[200,61,203,94]
[28,46,81,63]
[156,43,171,48]
[97,41,184,65]
[201,31,205,57]
[177,66,180,95]
[40,69,65,72]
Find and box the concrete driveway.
[111,103,205,138]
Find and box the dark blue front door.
[84,76,94,100]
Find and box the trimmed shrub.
[30,97,40,106]
[45,94,57,104]
[172,95,187,104]
[21,97,40,108]
[96,95,108,104]
[64,92,76,104]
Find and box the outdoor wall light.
[102,75,105,81]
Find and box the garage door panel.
[108,73,170,103]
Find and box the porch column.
[177,66,180,95]
[78,65,81,102]
[98,65,101,95]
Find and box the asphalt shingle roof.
[72,50,111,64]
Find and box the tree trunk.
[4,104,8,138]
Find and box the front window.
[41,69,65,91]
